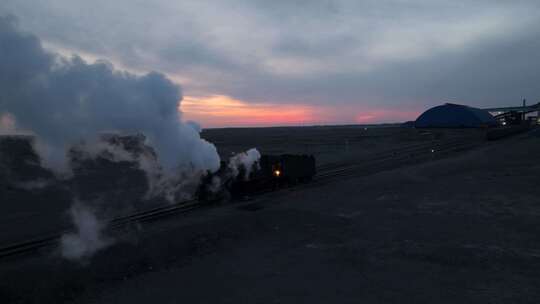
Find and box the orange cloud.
[354,109,420,124]
[181,95,421,128]
[181,95,320,128]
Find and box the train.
[198,154,316,202]
[0,134,317,205]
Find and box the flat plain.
[1,125,540,303]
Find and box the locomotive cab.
[260,154,316,183]
[198,154,316,202]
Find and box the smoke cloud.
[228,148,261,180]
[198,148,261,201]
[60,202,111,260]
[0,15,226,260]
[0,15,220,173]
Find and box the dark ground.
[201,125,485,164]
[1,127,540,303]
[0,126,484,245]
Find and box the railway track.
[316,137,482,181]
[0,136,485,260]
[317,136,478,171]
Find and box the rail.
[0,135,486,260]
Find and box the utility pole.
[523,98,527,121]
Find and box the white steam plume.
[0,16,220,174]
[228,148,261,180]
[60,202,111,260]
[0,15,222,260]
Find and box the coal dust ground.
[1,126,540,303]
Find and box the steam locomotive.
[198,154,316,202]
[0,134,317,205]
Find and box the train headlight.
[274,170,281,177]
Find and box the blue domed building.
[415,103,497,128]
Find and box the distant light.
[364,127,368,130]
[502,121,507,126]
[274,170,281,177]
[431,149,435,153]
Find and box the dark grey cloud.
[1,1,540,121]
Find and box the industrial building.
[484,101,540,126]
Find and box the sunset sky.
[2,1,540,127]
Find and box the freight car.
[198,154,316,202]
